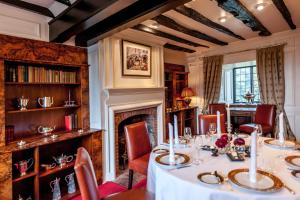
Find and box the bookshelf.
[0,34,102,200]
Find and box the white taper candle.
[174,115,179,144]
[217,111,221,137]
[168,123,175,164]
[249,130,257,183]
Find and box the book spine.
[65,115,72,131]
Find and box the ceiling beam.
[216,0,271,36]
[75,0,191,46]
[0,0,54,18]
[132,24,209,48]
[174,5,245,40]
[55,0,71,6]
[49,0,121,42]
[152,15,228,46]
[164,43,195,53]
[271,0,296,30]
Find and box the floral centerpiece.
[215,134,232,154]
[233,137,246,152]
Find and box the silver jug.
[65,173,76,194]
[53,154,73,168]
[17,96,29,110]
[38,96,53,108]
[50,177,61,200]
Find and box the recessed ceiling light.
[149,22,159,29]
[218,16,227,23]
[255,3,266,11]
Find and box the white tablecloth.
[147,138,300,200]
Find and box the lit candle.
[226,103,231,133]
[168,123,175,165]
[174,115,179,144]
[249,130,257,183]
[217,111,221,137]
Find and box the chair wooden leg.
[128,169,134,189]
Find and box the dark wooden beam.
[174,5,245,40]
[75,0,190,46]
[132,24,209,48]
[0,0,54,18]
[164,43,195,53]
[153,15,228,46]
[55,0,71,6]
[216,0,271,36]
[49,0,121,42]
[272,0,296,29]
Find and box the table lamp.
[181,87,194,107]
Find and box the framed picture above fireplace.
[122,40,151,77]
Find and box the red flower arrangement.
[233,138,245,146]
[215,134,232,149]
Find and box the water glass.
[184,127,192,140]
[209,123,216,135]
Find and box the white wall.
[0,3,49,41]
[187,28,300,141]
[164,48,187,66]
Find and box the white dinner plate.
[197,172,224,185]
[285,155,300,170]
[155,153,190,166]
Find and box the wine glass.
[184,127,192,140]
[209,123,216,135]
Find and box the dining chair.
[239,104,276,137]
[124,121,152,189]
[208,103,227,121]
[198,114,226,134]
[73,147,149,200]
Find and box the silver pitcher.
[50,177,61,200]
[65,173,76,194]
[38,96,53,108]
[38,126,55,135]
[17,96,29,110]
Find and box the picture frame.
[122,40,151,77]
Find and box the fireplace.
[115,107,157,175]
[102,87,165,181]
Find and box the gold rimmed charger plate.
[264,139,296,149]
[285,155,300,169]
[152,148,169,154]
[228,169,283,193]
[155,153,190,166]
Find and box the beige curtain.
[203,55,223,113]
[256,45,295,140]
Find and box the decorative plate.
[264,139,296,149]
[197,172,224,185]
[228,168,283,193]
[155,153,190,166]
[285,155,300,169]
[152,148,169,154]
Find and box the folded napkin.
[278,112,285,144]
[249,130,257,183]
[174,115,179,144]
[168,123,176,165]
[217,111,221,137]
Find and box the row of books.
[65,113,78,131]
[5,65,77,83]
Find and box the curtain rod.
[220,42,288,56]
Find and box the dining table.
[147,136,300,200]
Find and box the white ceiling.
[22,0,55,8]
[137,0,300,52]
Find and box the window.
[233,66,260,103]
[220,61,260,103]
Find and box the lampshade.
[181,87,194,98]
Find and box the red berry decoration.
[234,138,245,146]
[215,138,227,148]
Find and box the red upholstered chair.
[198,114,226,134]
[208,103,227,121]
[239,104,276,136]
[73,147,127,200]
[124,121,151,189]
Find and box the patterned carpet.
[114,169,146,187]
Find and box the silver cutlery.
[283,184,296,195]
[168,164,191,171]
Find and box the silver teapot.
[38,126,55,135]
[53,154,73,168]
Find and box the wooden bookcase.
[0,34,103,200]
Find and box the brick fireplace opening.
[114,107,157,175]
